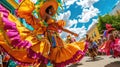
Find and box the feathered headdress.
[33,0,64,19]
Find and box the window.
[94,31,96,37]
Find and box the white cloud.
[57,11,87,41]
[63,0,77,8]
[115,0,120,6]
[78,6,99,23]
[68,26,87,41]
[63,0,100,23]
[30,0,37,3]
[57,11,77,28]
[76,0,99,8]
[87,19,98,30]
[63,0,99,9]
[60,26,87,41]
[57,0,100,41]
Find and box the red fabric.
[106,24,112,29]
[105,24,115,35]
[3,55,10,62]
[99,40,112,55]
[107,28,115,33]
[19,0,22,3]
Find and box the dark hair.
[108,30,113,34]
[86,34,88,37]
[46,6,53,14]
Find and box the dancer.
[88,39,98,60]
[99,24,115,56]
[66,35,76,43]
[0,0,87,67]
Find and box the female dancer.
[0,0,87,67]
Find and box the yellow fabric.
[44,28,85,63]
[74,41,86,51]
[17,0,35,16]
[57,20,66,27]
[48,42,83,63]
[1,13,86,64]
[46,33,85,63]
[0,33,35,63]
[31,39,51,58]
[17,0,46,35]
[0,20,12,45]
[0,13,50,63]
[8,13,50,57]
[0,0,86,64]
[0,41,35,63]
[8,13,37,46]
[0,32,5,42]
[47,18,55,24]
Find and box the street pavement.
[67,55,120,67]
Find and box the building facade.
[87,23,100,42]
[110,1,120,15]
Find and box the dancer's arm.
[61,28,78,37]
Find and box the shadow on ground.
[104,61,120,67]
[86,56,104,62]
[68,63,83,67]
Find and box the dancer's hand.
[74,33,79,37]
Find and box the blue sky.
[56,0,119,40]
[30,0,119,40]
[63,0,119,29]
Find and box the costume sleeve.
[17,0,37,25]
[17,0,46,34]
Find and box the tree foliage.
[97,14,120,33]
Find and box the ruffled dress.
[99,34,120,57]
[0,0,87,67]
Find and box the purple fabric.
[6,30,19,38]
[0,8,86,66]
[0,9,49,65]
[27,48,48,64]
[2,17,17,30]
[103,30,107,38]
[11,38,21,45]
[0,9,9,17]
[17,41,25,47]
[1,11,32,48]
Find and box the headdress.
[39,0,58,19]
[105,24,115,33]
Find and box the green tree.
[97,14,120,33]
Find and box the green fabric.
[0,0,15,14]
[43,21,48,27]
[8,60,17,67]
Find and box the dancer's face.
[47,6,55,16]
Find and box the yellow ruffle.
[48,43,82,63]
[31,38,51,58]
[0,13,48,63]
[74,41,86,51]
[17,0,46,34]
[0,32,35,63]
[17,0,35,17]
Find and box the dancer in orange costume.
[0,0,87,67]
